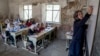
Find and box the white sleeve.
[6,23,10,31]
[30,25,35,30]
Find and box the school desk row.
[4,26,57,54]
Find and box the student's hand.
[87,6,93,15]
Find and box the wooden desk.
[10,28,29,46]
[28,27,56,54]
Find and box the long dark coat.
[69,13,91,56]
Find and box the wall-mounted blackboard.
[86,0,99,56]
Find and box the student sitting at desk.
[13,19,19,26]
[15,15,21,23]
[5,22,15,45]
[34,23,45,33]
[20,21,26,29]
[13,23,20,32]
[40,23,45,31]
[28,26,35,35]
[5,18,9,27]
[11,19,20,32]
[32,19,36,24]
[26,19,32,27]
[28,22,38,35]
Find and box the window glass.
[46,11,52,22]
[46,5,53,10]
[53,5,60,10]
[24,10,28,20]
[45,5,60,23]
[53,11,60,22]
[23,5,32,20]
[24,5,28,9]
[29,5,32,9]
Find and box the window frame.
[45,4,61,24]
[23,5,32,20]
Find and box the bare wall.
[0,0,9,16]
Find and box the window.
[24,5,32,20]
[46,5,60,23]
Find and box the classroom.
[0,0,100,56]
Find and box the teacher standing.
[68,6,93,56]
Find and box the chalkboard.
[86,0,99,56]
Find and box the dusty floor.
[0,38,68,56]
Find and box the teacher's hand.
[87,6,93,15]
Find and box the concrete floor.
[0,37,68,56]
[39,39,68,56]
[0,38,36,56]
